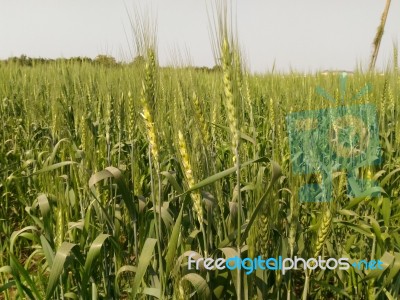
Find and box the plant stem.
[149,146,164,296]
[236,147,242,300]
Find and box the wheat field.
[1,10,400,300]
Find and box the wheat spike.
[55,206,64,250]
[314,209,332,258]
[140,49,159,166]
[80,115,86,152]
[192,91,209,146]
[178,130,203,225]
[257,208,270,257]
[127,91,135,142]
[222,38,239,163]
[141,101,159,167]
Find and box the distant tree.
[211,64,222,72]
[68,57,93,64]
[131,55,145,66]
[94,55,117,67]
[18,54,32,66]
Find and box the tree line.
[0,54,222,72]
[0,54,118,67]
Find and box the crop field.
[1,15,400,300]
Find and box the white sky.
[0,0,398,73]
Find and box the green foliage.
[0,44,400,300]
[94,55,117,67]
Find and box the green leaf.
[336,221,374,238]
[241,161,282,244]
[384,252,400,285]
[312,279,350,297]
[10,253,41,299]
[381,197,391,227]
[165,205,184,276]
[132,238,157,299]
[362,251,394,281]
[115,265,137,296]
[181,273,210,298]
[82,234,111,295]
[47,138,70,165]
[37,193,51,218]
[89,166,136,220]
[32,161,77,175]
[212,123,256,145]
[345,186,385,209]
[0,280,15,294]
[64,292,79,299]
[10,226,38,254]
[142,287,161,298]
[178,157,269,197]
[365,216,384,247]
[0,266,12,274]
[46,242,80,300]
[0,266,14,295]
[219,247,240,293]
[380,167,400,186]
[40,235,55,268]
[337,209,359,217]
[382,288,396,300]
[160,171,184,194]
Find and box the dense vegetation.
[1,13,400,300]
